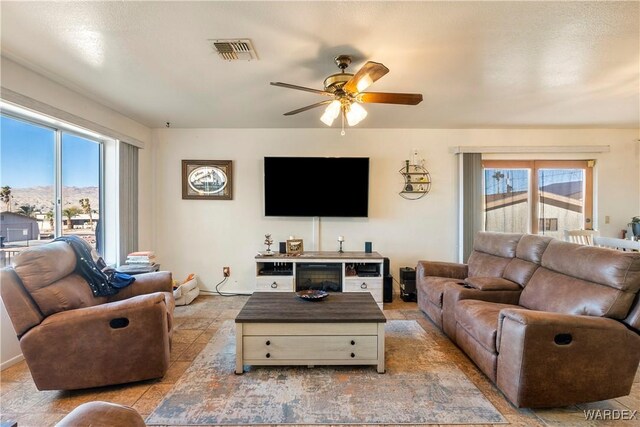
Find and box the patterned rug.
[147,320,505,425]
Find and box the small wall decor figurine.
[264,234,274,254]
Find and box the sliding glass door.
[0,114,103,254]
[483,160,593,236]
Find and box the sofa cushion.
[503,259,538,287]
[518,240,640,319]
[422,276,465,307]
[473,232,522,258]
[14,242,76,292]
[541,240,640,292]
[500,235,551,287]
[455,300,520,353]
[29,273,106,316]
[468,252,513,278]
[519,267,637,319]
[515,234,553,264]
[464,277,521,291]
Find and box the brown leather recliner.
[56,401,146,427]
[418,232,640,408]
[1,241,174,390]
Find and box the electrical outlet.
[223,266,230,277]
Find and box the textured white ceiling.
[1,1,638,129]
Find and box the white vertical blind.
[461,153,484,262]
[119,142,138,264]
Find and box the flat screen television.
[264,157,369,217]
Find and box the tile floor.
[1,294,638,427]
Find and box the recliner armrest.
[417,261,468,280]
[498,308,630,330]
[108,271,173,302]
[39,292,167,327]
[495,307,640,407]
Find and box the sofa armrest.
[20,293,170,390]
[496,308,640,407]
[465,277,521,291]
[108,271,172,302]
[416,261,468,280]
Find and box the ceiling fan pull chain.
[341,109,346,136]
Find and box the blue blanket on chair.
[54,236,135,297]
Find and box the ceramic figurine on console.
[264,234,274,255]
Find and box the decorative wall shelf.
[399,160,431,200]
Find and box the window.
[483,160,594,239]
[0,114,103,254]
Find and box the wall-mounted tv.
[264,157,369,217]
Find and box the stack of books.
[125,251,157,267]
[118,251,159,274]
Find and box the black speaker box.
[383,257,390,276]
[399,267,417,302]
[383,275,393,303]
[399,267,416,283]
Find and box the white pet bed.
[173,276,200,306]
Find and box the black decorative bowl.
[296,290,329,301]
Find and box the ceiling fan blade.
[283,100,333,116]
[270,82,333,96]
[342,61,389,94]
[357,92,423,105]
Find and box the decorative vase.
[632,223,640,237]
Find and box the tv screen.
[264,157,369,217]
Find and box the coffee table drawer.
[243,335,377,360]
[256,276,294,292]
[344,278,383,293]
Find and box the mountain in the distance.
[2,186,99,213]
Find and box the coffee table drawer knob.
[266,340,271,346]
[271,282,278,288]
[360,283,367,289]
[266,353,271,358]
[351,353,355,358]
[351,340,355,345]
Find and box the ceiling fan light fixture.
[320,100,341,126]
[346,102,368,126]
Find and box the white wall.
[151,128,639,293]
[0,57,151,145]
[0,299,22,369]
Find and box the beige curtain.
[119,142,138,264]
[462,153,483,262]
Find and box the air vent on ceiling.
[210,39,258,61]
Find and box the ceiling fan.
[271,55,423,134]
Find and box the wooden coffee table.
[235,292,386,374]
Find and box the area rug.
[147,320,506,425]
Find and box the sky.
[0,115,99,188]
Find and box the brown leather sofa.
[417,231,640,407]
[1,241,174,390]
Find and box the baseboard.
[1,353,24,371]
